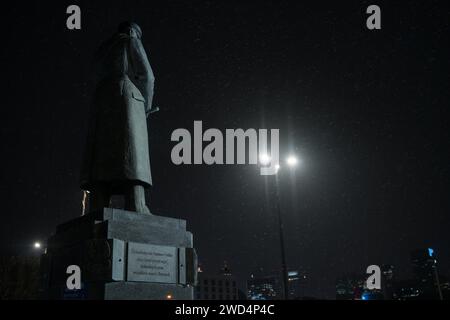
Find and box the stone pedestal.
[40,208,197,300]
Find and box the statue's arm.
[129,37,155,115]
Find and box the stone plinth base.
[40,208,197,300]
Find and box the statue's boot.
[125,184,151,214]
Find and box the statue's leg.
[90,185,111,212]
[125,184,150,214]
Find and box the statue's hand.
[146,106,159,117]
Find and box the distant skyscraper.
[336,275,365,300]
[246,268,307,300]
[287,270,308,299]
[410,248,442,299]
[336,273,384,300]
[195,262,239,300]
[247,274,281,300]
[381,264,395,300]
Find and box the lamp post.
[261,154,299,300]
[274,172,290,300]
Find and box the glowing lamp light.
[34,242,41,249]
[166,294,173,300]
[286,156,298,167]
[259,153,271,166]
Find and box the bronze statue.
[80,22,157,214]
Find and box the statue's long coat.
[80,33,154,191]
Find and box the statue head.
[118,21,142,39]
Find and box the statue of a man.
[80,22,157,214]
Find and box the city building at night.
[381,264,395,300]
[247,274,281,300]
[410,248,442,299]
[336,275,366,300]
[287,270,309,299]
[336,273,384,300]
[195,262,239,300]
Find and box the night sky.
[1,1,449,299]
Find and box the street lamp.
[259,153,271,166]
[286,155,298,167]
[261,154,300,300]
[34,242,41,249]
